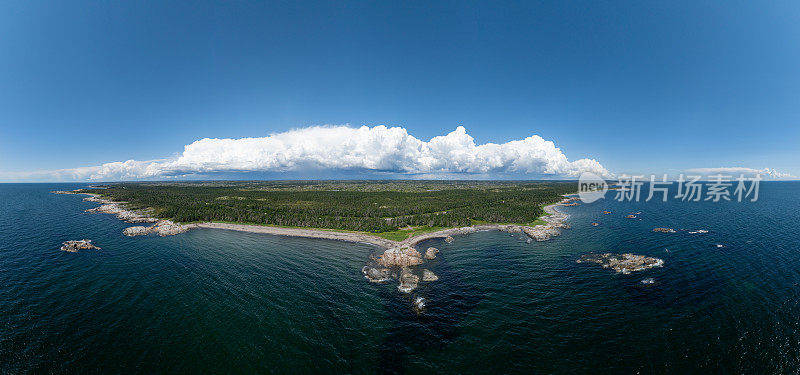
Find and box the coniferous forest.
[84,181,577,233]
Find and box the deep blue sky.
[1,0,799,178]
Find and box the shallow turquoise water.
[2,183,800,373]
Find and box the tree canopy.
[84,180,577,233]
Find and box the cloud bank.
[4,125,611,181]
[685,167,796,179]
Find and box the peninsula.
[57,180,577,246]
[58,181,582,296]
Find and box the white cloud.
[1,125,611,181]
[685,167,796,179]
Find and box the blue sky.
[1,1,798,181]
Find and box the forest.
[82,181,577,234]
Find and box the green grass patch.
[529,218,547,226]
[471,217,547,227]
[370,226,449,241]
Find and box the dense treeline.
[85,181,577,233]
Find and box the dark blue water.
[2,183,800,373]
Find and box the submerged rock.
[577,253,664,274]
[421,269,439,282]
[397,267,420,293]
[413,296,426,312]
[60,239,100,252]
[653,228,676,233]
[362,266,391,283]
[424,247,439,260]
[444,236,454,244]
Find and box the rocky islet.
[60,239,100,252]
[576,253,664,274]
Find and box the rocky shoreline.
[56,190,575,246]
[397,195,575,248]
[83,195,158,223]
[54,190,192,237]
[123,220,190,236]
[360,195,577,297]
[56,189,577,312]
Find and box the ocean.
[1,182,800,373]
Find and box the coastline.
[53,190,188,236]
[187,222,399,248]
[56,190,576,248]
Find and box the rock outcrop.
[360,195,582,309]
[123,226,150,236]
[522,224,563,241]
[424,247,439,260]
[123,220,190,237]
[362,266,391,283]
[413,296,426,312]
[576,253,664,274]
[52,190,77,194]
[60,240,100,252]
[85,203,157,223]
[653,228,676,233]
[151,220,189,236]
[378,247,423,267]
[397,267,420,293]
[369,246,438,295]
[421,269,439,282]
[78,193,190,236]
[499,226,522,233]
[516,197,575,241]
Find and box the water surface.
[2,183,799,373]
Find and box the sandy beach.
[188,222,399,248]
[191,222,540,249]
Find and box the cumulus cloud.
[684,167,796,179]
[2,125,610,182]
